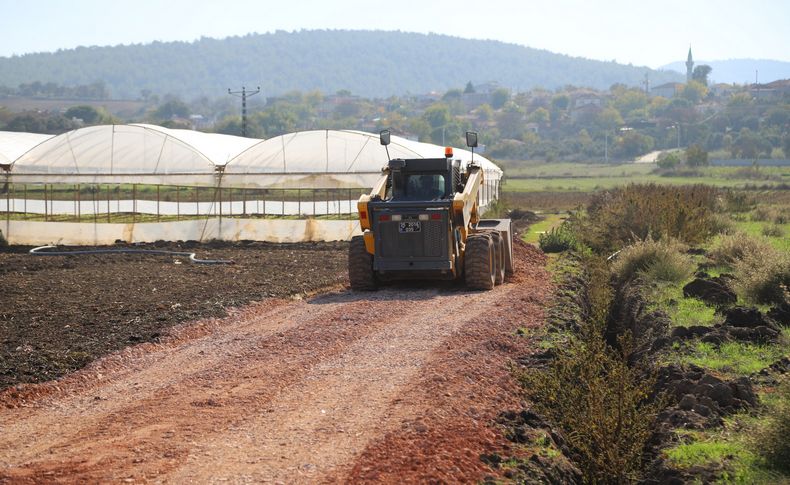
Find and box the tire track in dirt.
[0,243,550,484]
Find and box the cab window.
[403,174,445,200]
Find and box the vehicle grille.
[379,220,446,259]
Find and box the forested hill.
[0,30,683,99]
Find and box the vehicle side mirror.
[380,129,391,146]
[465,131,478,148]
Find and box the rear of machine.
[349,131,513,290]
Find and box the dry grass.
[709,232,789,305]
[733,250,790,305]
[611,238,694,284]
[752,205,790,225]
[709,232,775,266]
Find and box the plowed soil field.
[1,242,348,389]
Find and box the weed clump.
[611,238,694,284]
[752,205,789,225]
[709,232,773,266]
[708,232,789,305]
[732,250,790,305]
[538,222,578,253]
[753,382,790,474]
[762,224,784,238]
[579,184,720,253]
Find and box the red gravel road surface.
[0,242,550,484]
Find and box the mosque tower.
[686,47,694,83]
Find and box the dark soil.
[0,241,347,390]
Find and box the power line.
[228,86,260,137]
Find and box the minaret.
[686,47,694,83]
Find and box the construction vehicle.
[349,130,513,290]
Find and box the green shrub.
[709,232,774,266]
[754,382,790,473]
[538,222,578,253]
[580,184,720,253]
[656,152,681,170]
[685,144,709,167]
[762,224,784,238]
[733,249,790,305]
[611,237,694,284]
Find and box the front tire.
[349,236,377,291]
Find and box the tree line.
[2,77,787,161]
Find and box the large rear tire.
[490,231,506,285]
[465,234,496,290]
[349,236,377,291]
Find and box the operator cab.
[378,130,458,202]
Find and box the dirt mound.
[668,306,783,346]
[682,276,737,306]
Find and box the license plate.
[399,221,421,233]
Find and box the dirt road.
[0,243,550,484]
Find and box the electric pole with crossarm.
[228,86,260,137]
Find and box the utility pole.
[676,124,681,149]
[228,86,260,137]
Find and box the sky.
[1,0,788,68]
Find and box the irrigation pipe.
[29,245,235,265]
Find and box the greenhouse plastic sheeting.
[222,130,502,189]
[0,131,54,165]
[7,126,502,190]
[10,124,256,185]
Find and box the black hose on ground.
[29,245,235,265]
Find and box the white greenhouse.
[0,126,504,245]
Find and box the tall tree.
[64,105,102,124]
[680,81,708,104]
[490,88,511,109]
[692,65,712,86]
[685,144,709,166]
[153,100,190,120]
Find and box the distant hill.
[0,30,683,99]
[661,58,790,85]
